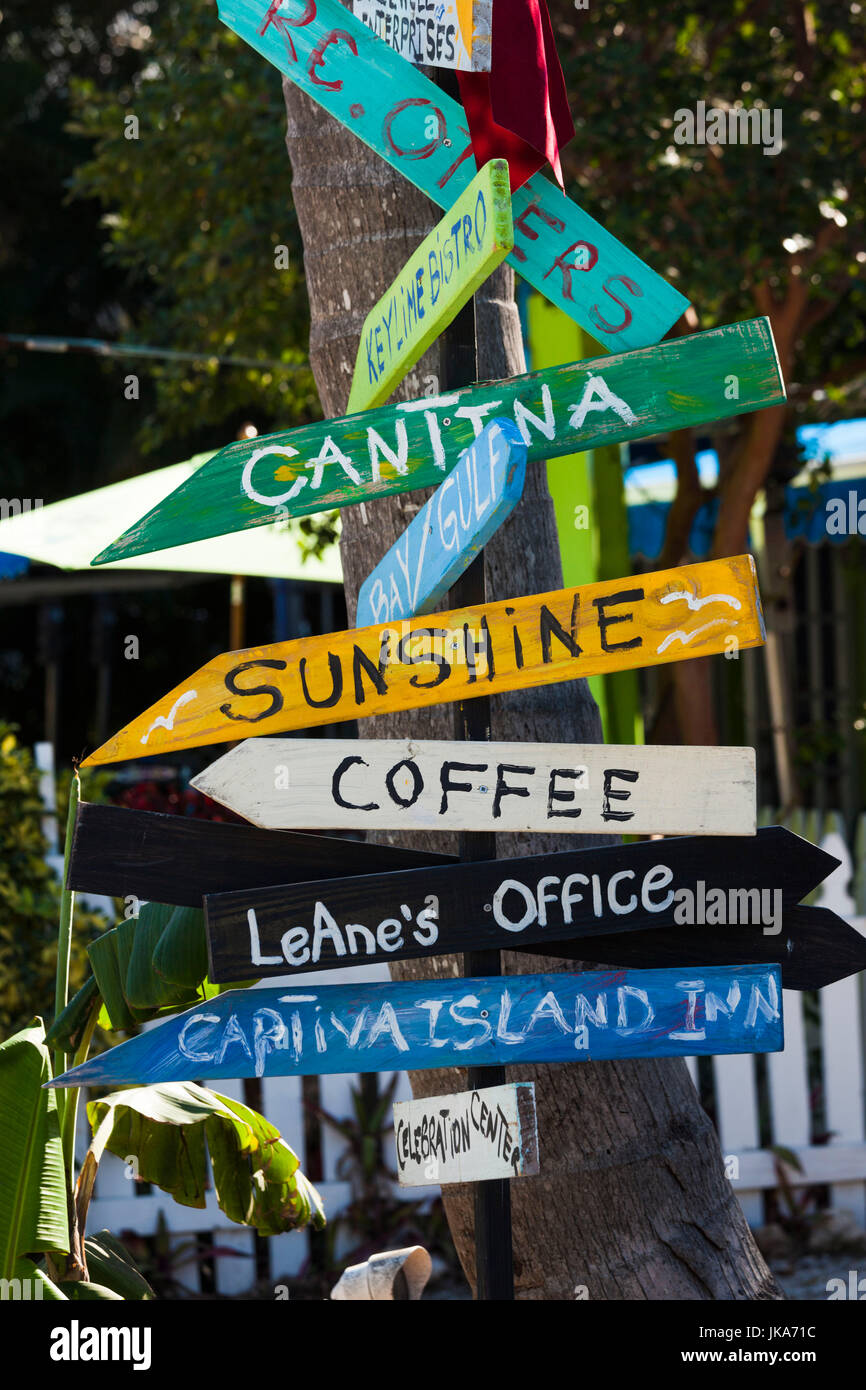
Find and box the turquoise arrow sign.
[216,0,689,352]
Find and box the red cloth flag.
[457,0,575,193]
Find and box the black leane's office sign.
[66,802,454,908]
[203,826,838,982]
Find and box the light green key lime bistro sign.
[347,159,513,413]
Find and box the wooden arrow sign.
[82,555,765,765]
[92,320,784,563]
[394,1082,539,1188]
[50,964,785,1087]
[191,738,756,837]
[541,905,866,993]
[355,417,527,626]
[347,162,513,413]
[217,0,687,350]
[351,0,492,71]
[202,827,832,982]
[65,801,454,909]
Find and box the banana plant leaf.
[88,928,137,1032]
[200,976,259,997]
[83,1230,155,1300]
[45,976,102,1053]
[125,904,195,1011]
[7,1255,68,1300]
[58,1279,124,1300]
[0,1020,69,1281]
[82,1082,325,1236]
[153,906,208,989]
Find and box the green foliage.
[552,0,866,419]
[123,901,194,1010]
[44,975,102,1053]
[86,1082,326,1235]
[10,1255,68,1300]
[152,903,209,989]
[85,901,255,1035]
[0,726,106,1041]
[70,1221,152,1302]
[0,1020,69,1283]
[58,1278,124,1300]
[0,0,150,500]
[67,0,319,452]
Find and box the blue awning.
[626,418,866,560]
[627,483,866,561]
[785,480,866,544]
[0,552,30,580]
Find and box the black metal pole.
[441,291,515,1301]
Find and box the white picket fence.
[685,808,866,1228]
[38,730,864,1289]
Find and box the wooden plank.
[92,320,785,562]
[767,990,811,1146]
[216,0,688,350]
[820,973,866,1222]
[351,0,492,71]
[714,1048,764,1226]
[51,964,785,1087]
[202,826,835,983]
[393,1082,539,1186]
[82,555,767,765]
[65,801,455,908]
[735,1144,866,1189]
[355,418,527,624]
[192,737,756,836]
[347,163,513,413]
[87,1182,353,1239]
[525,307,623,736]
[548,905,866,994]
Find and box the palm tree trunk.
[281,76,781,1301]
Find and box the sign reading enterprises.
[351,0,492,72]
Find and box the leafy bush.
[0,724,107,1041]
